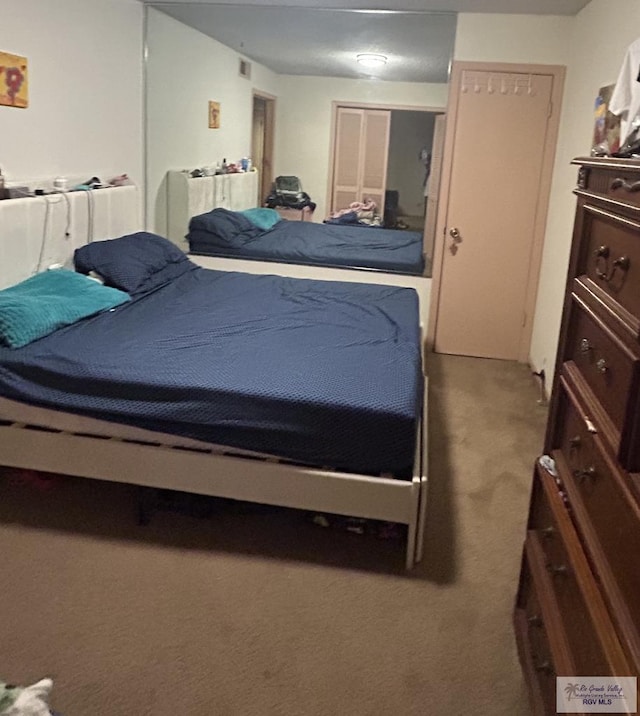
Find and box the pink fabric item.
[329,198,377,220]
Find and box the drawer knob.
[594,245,609,258]
[547,563,568,576]
[569,435,581,449]
[573,466,597,483]
[528,614,543,627]
[613,255,630,271]
[595,358,608,374]
[541,526,555,538]
[579,338,592,353]
[610,177,640,193]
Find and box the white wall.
[146,7,280,234]
[454,13,572,66]
[527,0,640,389]
[387,111,436,217]
[0,0,143,191]
[275,76,448,221]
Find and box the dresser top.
[572,156,640,171]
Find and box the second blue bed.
[187,209,425,275]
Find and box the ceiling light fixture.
[356,53,387,68]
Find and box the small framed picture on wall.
[208,101,220,129]
[0,51,29,108]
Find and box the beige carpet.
[0,354,547,715]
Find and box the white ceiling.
[147,1,591,83]
[147,0,591,14]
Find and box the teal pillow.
[0,269,130,348]
[241,208,282,231]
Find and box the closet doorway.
[328,102,445,276]
[252,91,276,206]
[430,62,565,361]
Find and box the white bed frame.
[0,382,428,568]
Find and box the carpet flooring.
[0,354,548,715]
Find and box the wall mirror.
[145,3,456,277]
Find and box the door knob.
[449,227,461,241]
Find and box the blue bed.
[187,209,425,275]
[0,265,422,477]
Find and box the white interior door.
[361,110,391,218]
[434,70,554,360]
[332,108,364,212]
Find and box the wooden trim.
[415,383,429,564]
[574,189,640,216]
[561,362,620,454]
[426,62,464,351]
[333,100,446,113]
[427,60,566,361]
[264,98,275,202]
[575,276,640,344]
[325,101,339,221]
[584,202,640,232]
[451,60,566,77]
[573,156,640,172]
[519,64,566,362]
[253,89,277,102]
[252,91,276,205]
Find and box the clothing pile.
[325,198,382,227]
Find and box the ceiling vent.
[239,58,251,79]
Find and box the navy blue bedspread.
[188,212,425,275]
[0,268,422,476]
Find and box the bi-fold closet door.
[331,107,391,219]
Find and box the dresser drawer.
[552,385,640,666]
[579,203,640,322]
[582,166,640,210]
[565,295,638,433]
[515,559,560,716]
[527,466,626,676]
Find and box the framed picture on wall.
[208,101,220,129]
[0,51,29,108]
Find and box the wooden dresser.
[515,157,640,714]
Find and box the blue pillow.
[241,208,282,231]
[74,232,195,295]
[0,269,129,348]
[188,209,263,247]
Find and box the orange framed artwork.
[0,51,28,108]
[208,101,220,129]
